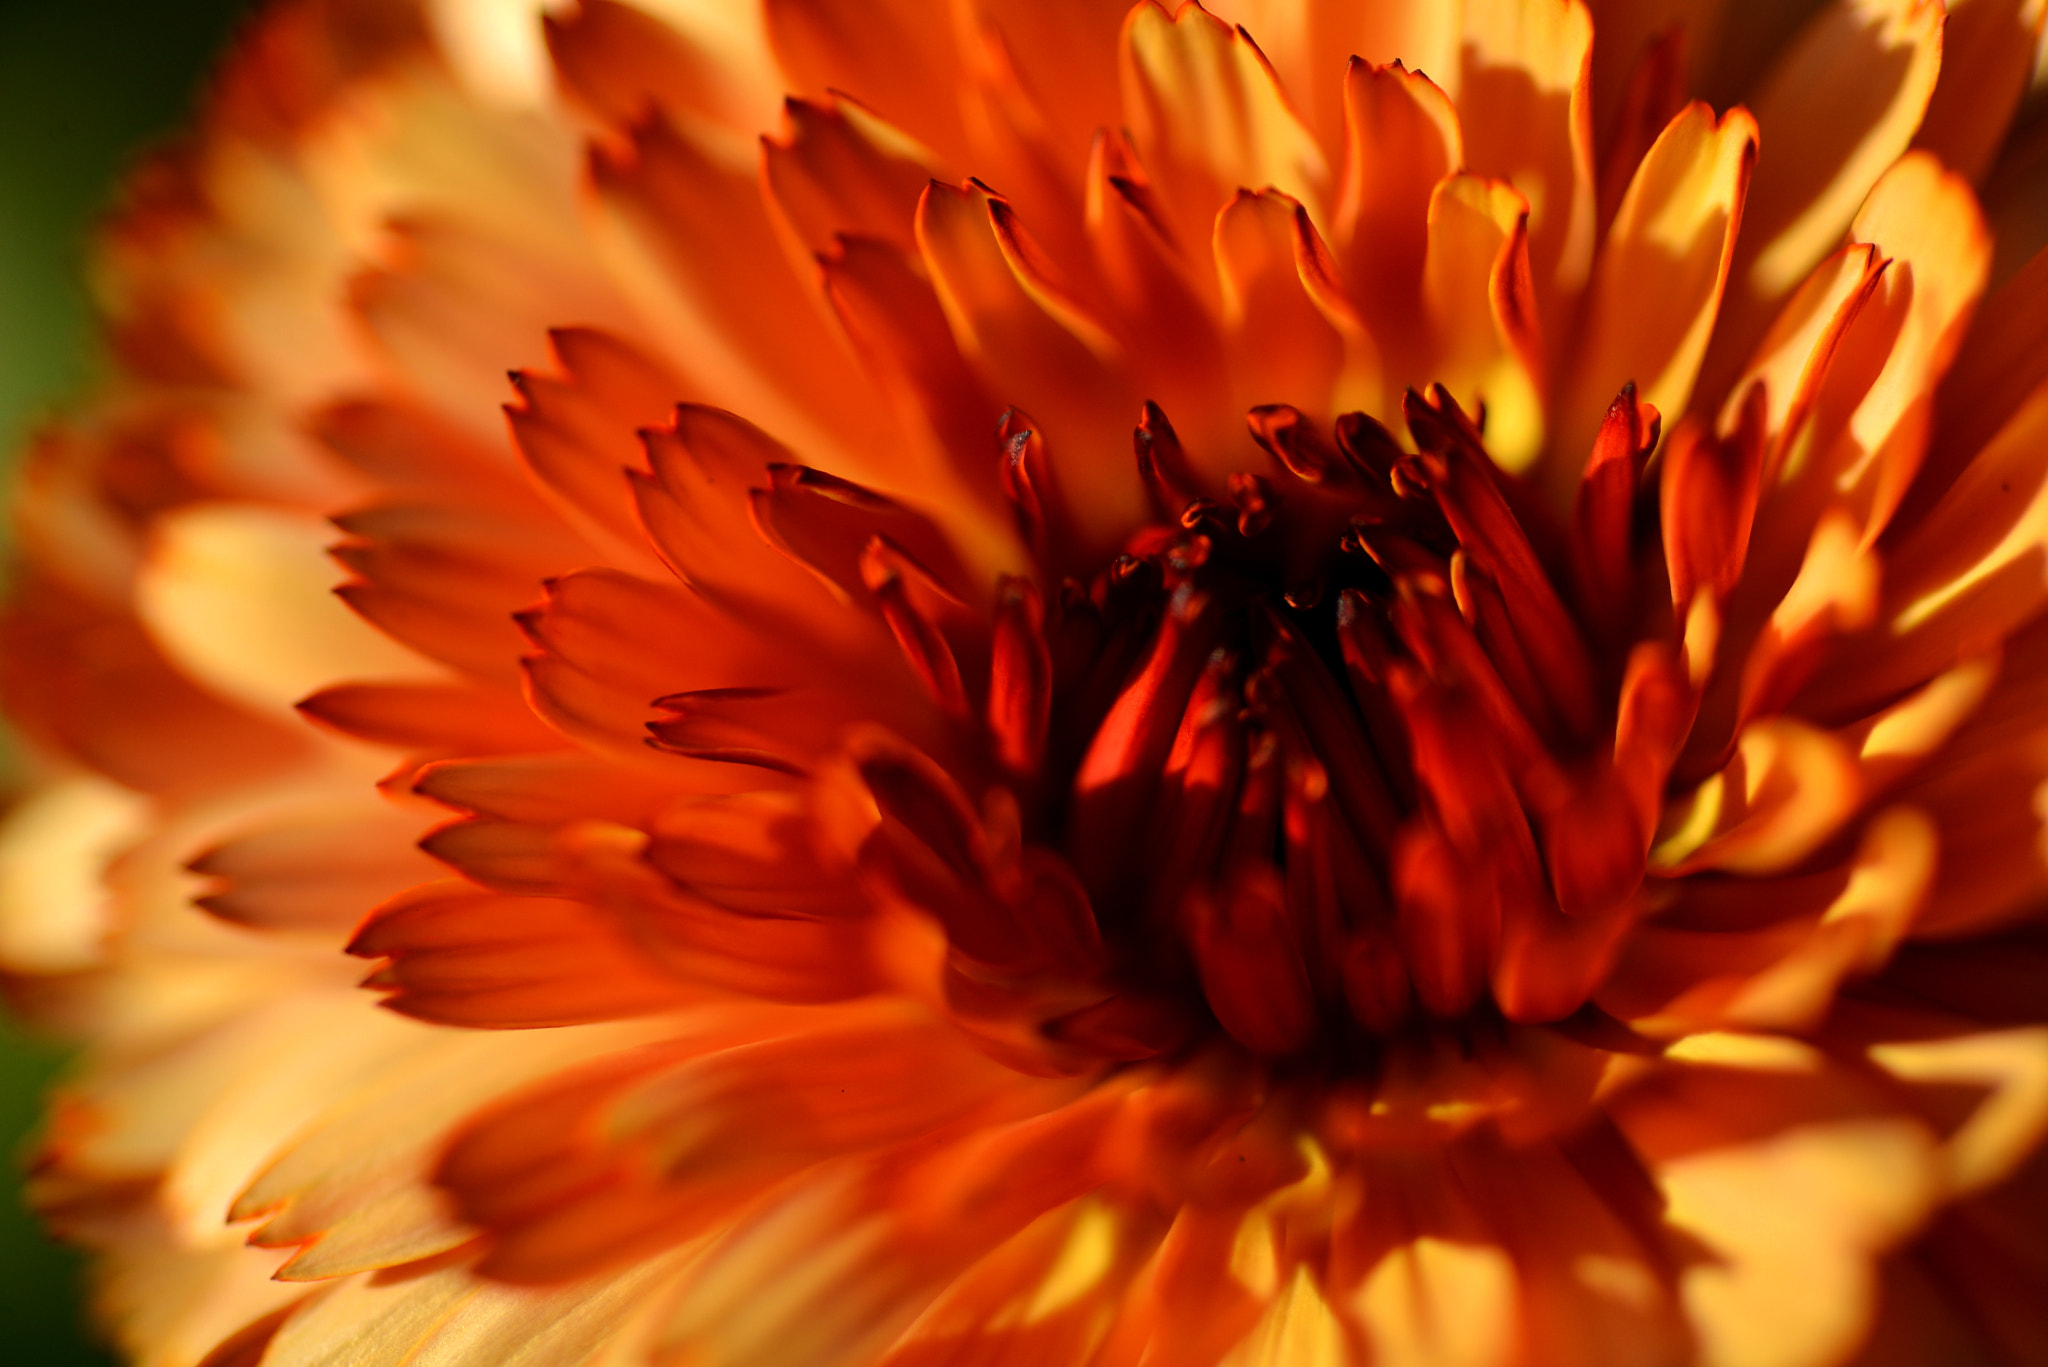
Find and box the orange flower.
[5,0,2048,1363]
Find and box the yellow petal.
[1222,1266,1355,1367]
[1870,1029,2048,1196]
[1351,1235,1517,1367]
[1721,805,1935,1028]
[1558,101,1756,477]
[1615,1054,1943,1367]
[654,1180,917,1367]
[1422,175,1545,469]
[0,776,146,975]
[1713,0,1945,365]
[1850,652,1999,795]
[161,991,427,1241]
[1457,0,1597,309]
[136,504,444,718]
[1717,241,1887,463]
[426,0,552,107]
[1670,1120,1937,1367]
[1824,152,1991,541]
[93,1236,304,1367]
[260,1247,687,1367]
[1769,509,1880,646]
[238,1022,663,1279]
[1652,716,1862,875]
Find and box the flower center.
[951,388,1663,1065]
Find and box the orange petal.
[876,1198,1150,1367]
[1445,1140,1690,1365]
[964,0,1132,167]
[1880,627,2048,937]
[310,397,518,505]
[1610,806,1935,1034]
[1658,397,1766,614]
[917,179,1143,547]
[762,96,940,259]
[751,463,976,608]
[505,327,687,583]
[1732,510,1881,725]
[1910,0,2048,184]
[1716,241,1888,473]
[348,213,631,446]
[1810,380,2048,712]
[818,239,1026,550]
[1084,134,1239,454]
[515,568,806,776]
[1593,22,1690,235]
[190,803,441,934]
[630,406,852,633]
[1393,817,1503,1021]
[1708,0,1946,381]
[1584,0,1721,141]
[296,680,559,755]
[1334,59,1463,350]
[1214,189,1377,424]
[0,571,308,794]
[591,114,891,476]
[1120,1,1329,248]
[414,752,682,827]
[1305,0,1464,143]
[332,500,588,687]
[1924,241,2048,511]
[351,883,697,1027]
[765,0,968,159]
[544,0,766,134]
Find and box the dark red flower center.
[834,383,1689,1068]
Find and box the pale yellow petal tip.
[136,503,448,718]
[426,0,558,107]
[0,776,147,975]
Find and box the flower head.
[5,1,2048,1364]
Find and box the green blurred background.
[1,0,251,1357]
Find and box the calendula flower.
[7,0,2048,1362]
